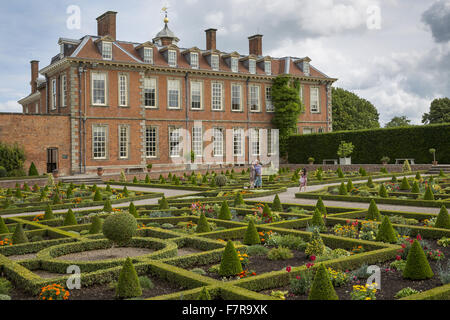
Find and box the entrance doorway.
[47,148,58,173]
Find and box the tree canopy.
[385,116,412,128]
[332,87,380,131]
[422,98,450,124]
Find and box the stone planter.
[97,167,104,176]
[339,157,351,165]
[432,161,438,166]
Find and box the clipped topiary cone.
[308,264,339,300]
[12,223,28,244]
[411,181,420,194]
[423,186,434,201]
[346,179,354,192]
[415,172,421,180]
[116,257,142,299]
[391,175,397,183]
[400,177,411,190]
[63,209,78,226]
[218,201,232,220]
[272,194,283,212]
[89,216,103,234]
[336,167,344,178]
[339,182,347,195]
[103,199,113,213]
[159,196,169,210]
[311,208,325,227]
[128,202,138,218]
[122,186,129,197]
[145,174,151,184]
[315,197,327,216]
[367,199,382,221]
[403,240,434,280]
[243,220,261,245]
[234,193,244,207]
[197,287,212,300]
[376,216,397,243]
[367,175,374,188]
[196,212,211,233]
[379,184,388,198]
[435,206,450,229]
[105,184,112,192]
[93,189,102,201]
[0,216,9,234]
[43,204,55,220]
[219,240,243,277]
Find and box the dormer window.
[249,59,256,74]
[190,52,199,69]
[143,47,153,64]
[211,54,219,71]
[102,42,112,60]
[265,61,272,75]
[231,57,239,73]
[303,60,310,76]
[168,50,177,67]
[60,44,64,58]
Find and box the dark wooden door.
[47,148,58,173]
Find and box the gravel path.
[56,247,154,261]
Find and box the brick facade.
[12,11,337,177]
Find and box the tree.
[332,87,380,131]
[385,116,412,128]
[422,98,450,124]
[271,75,302,156]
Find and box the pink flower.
[286,266,292,273]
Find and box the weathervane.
[161,5,169,24]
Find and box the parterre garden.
[0,169,449,300]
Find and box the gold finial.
[162,6,169,24]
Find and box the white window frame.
[265,61,272,75]
[145,126,158,158]
[190,52,199,69]
[168,50,177,67]
[35,103,39,113]
[102,42,112,60]
[51,79,57,110]
[251,128,260,156]
[303,128,314,135]
[265,86,274,112]
[118,125,129,159]
[249,85,260,112]
[144,78,157,108]
[249,59,256,74]
[233,128,244,157]
[61,75,67,107]
[92,73,107,106]
[93,125,108,160]
[267,129,276,156]
[211,54,219,71]
[167,79,181,109]
[213,127,224,157]
[211,82,223,111]
[231,84,242,111]
[169,127,181,158]
[310,87,320,113]
[231,57,239,73]
[192,126,203,157]
[190,81,203,110]
[118,74,128,107]
[143,47,153,64]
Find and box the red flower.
[310,255,316,261]
[416,234,422,241]
[286,266,292,273]
[306,263,315,269]
[396,255,401,260]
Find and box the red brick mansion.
[2,11,336,176]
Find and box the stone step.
[426,165,450,174]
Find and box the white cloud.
[0,100,22,113]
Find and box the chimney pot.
[30,60,39,94]
[205,28,217,51]
[248,34,263,56]
[96,11,118,40]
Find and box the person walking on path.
[255,160,263,188]
[299,168,308,192]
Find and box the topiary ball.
[102,212,137,245]
[214,175,228,187]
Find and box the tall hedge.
[288,124,450,164]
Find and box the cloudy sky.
[0,0,449,125]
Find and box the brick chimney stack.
[248,34,263,56]
[205,28,217,51]
[30,60,39,94]
[97,11,118,40]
